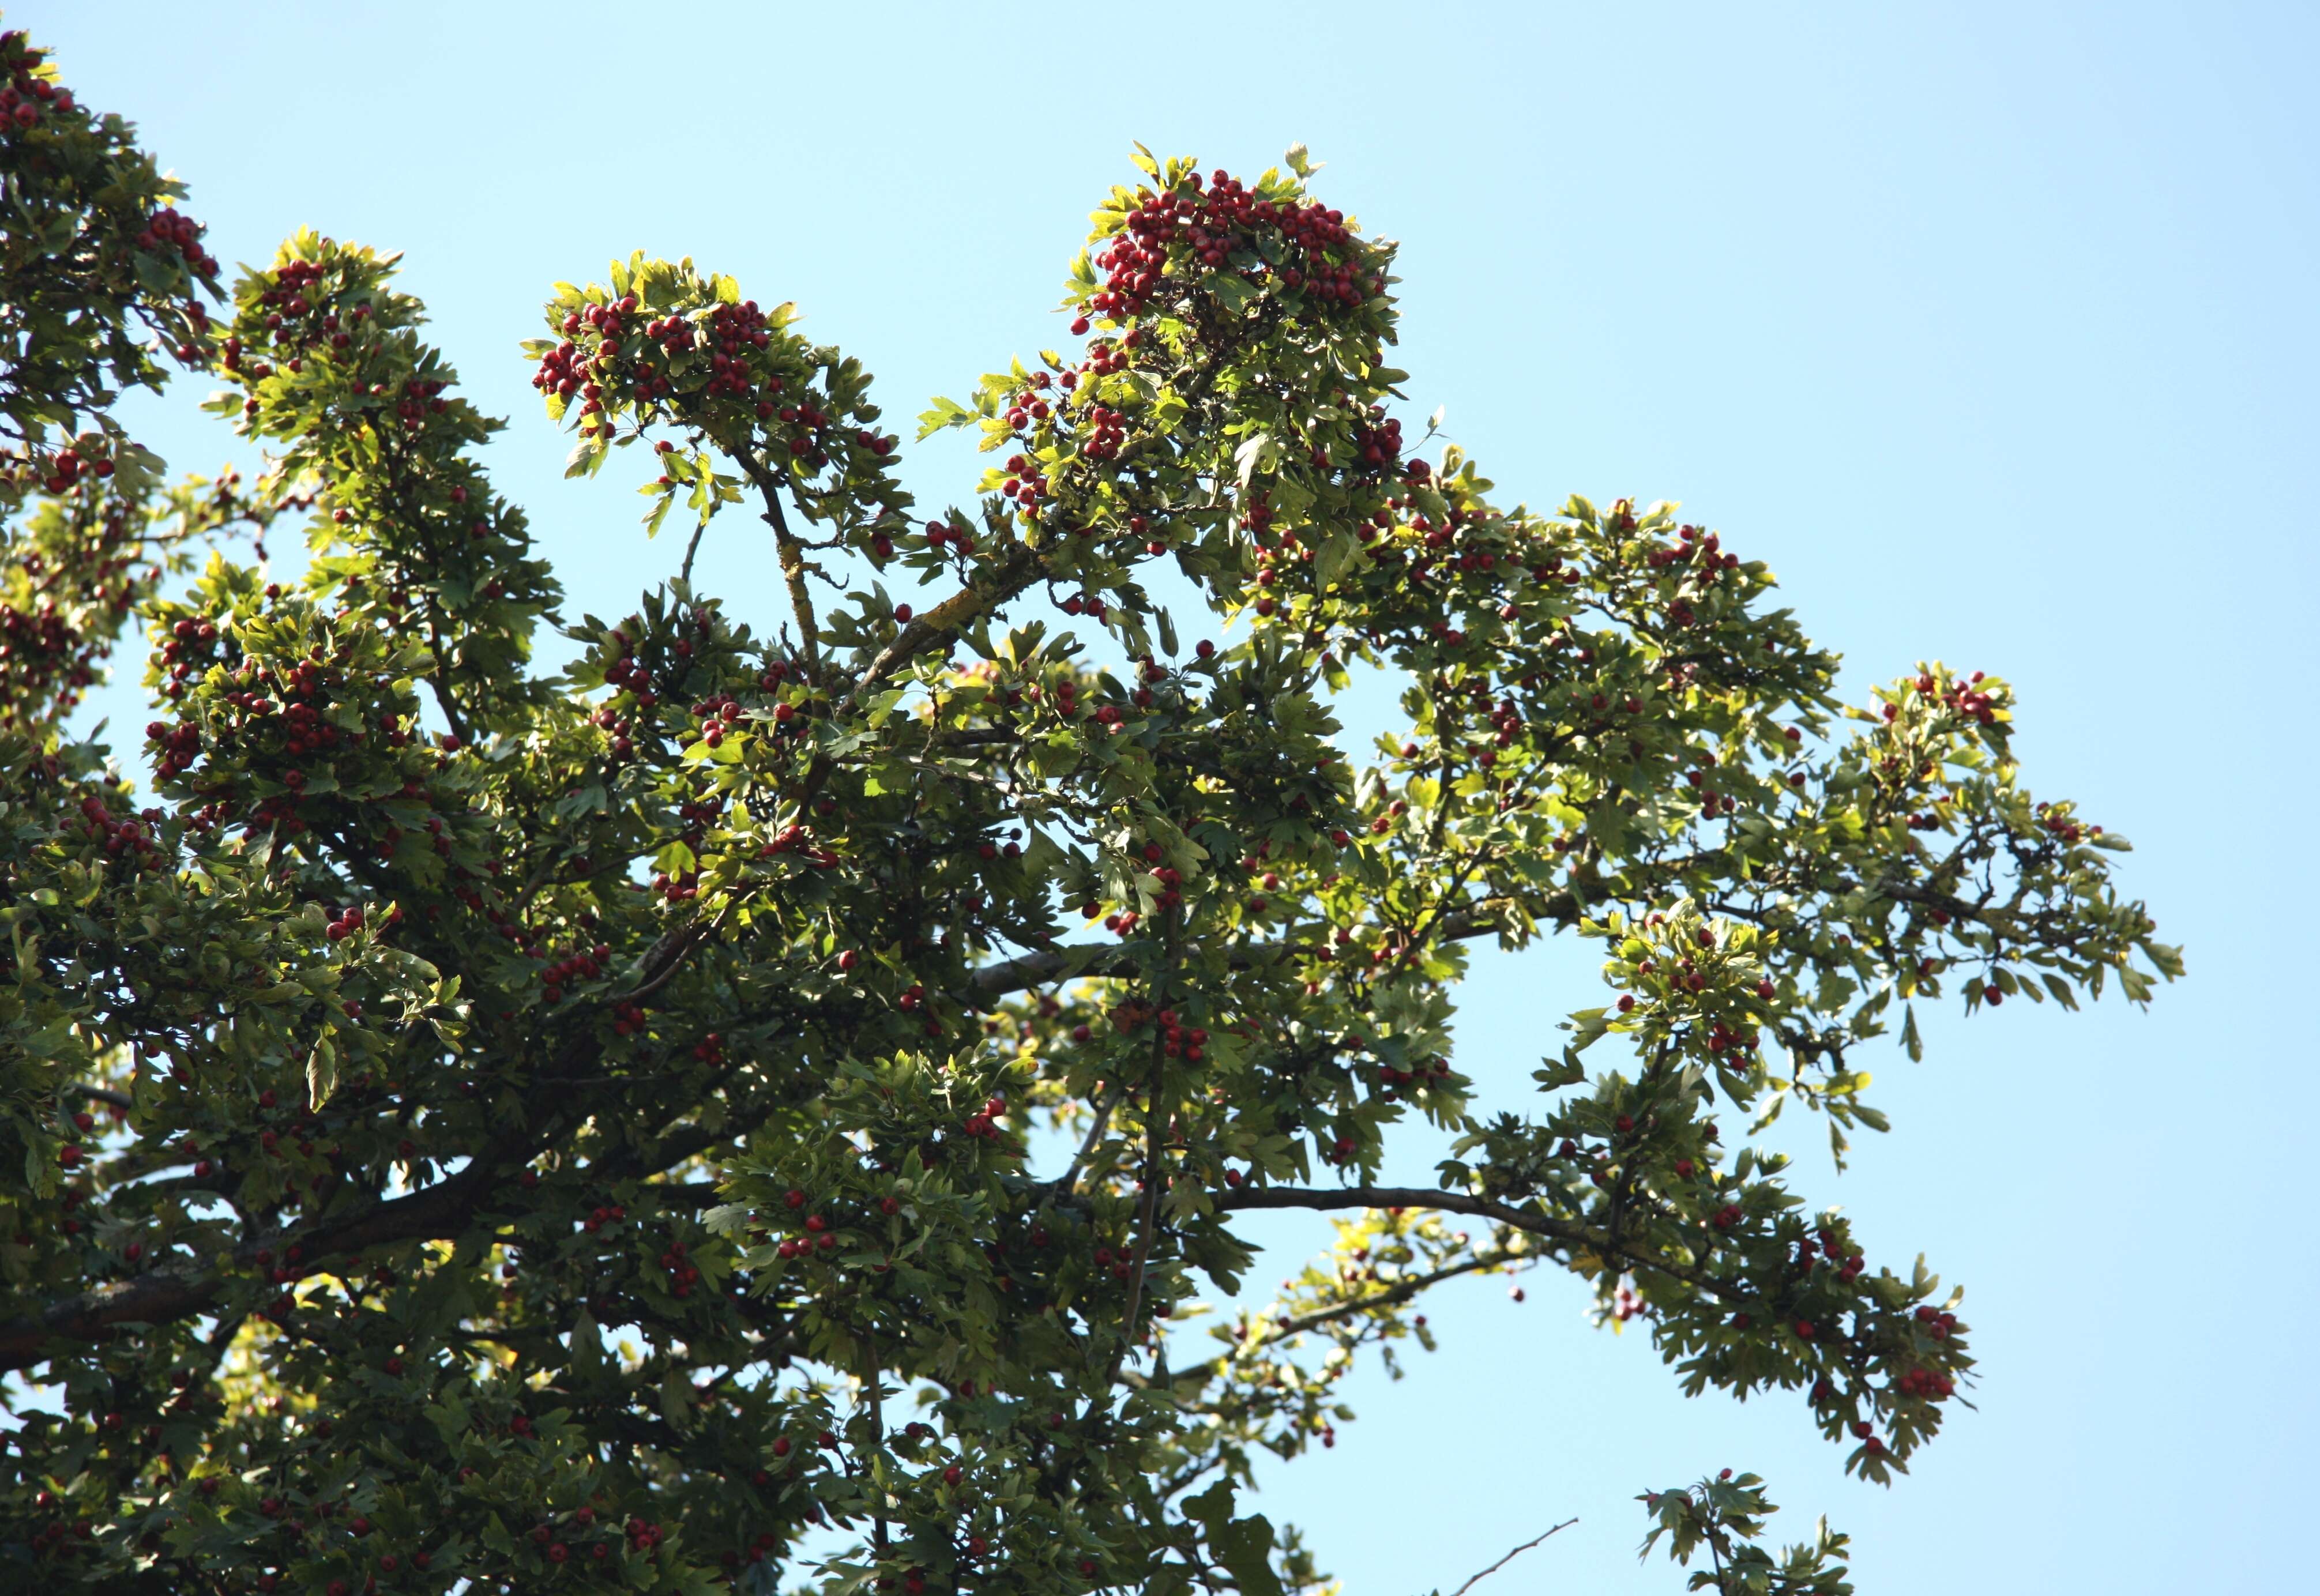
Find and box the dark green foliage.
[0,42,2175,1596]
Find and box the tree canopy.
[0,25,2178,1596]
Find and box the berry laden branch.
[1,104,2174,1596]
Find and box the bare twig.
[1049,1086,1123,1201]
[1448,1518,1578,1596]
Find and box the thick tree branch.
[0,1157,498,1371]
[734,450,822,673]
[834,542,1044,723]
[1,914,736,1374]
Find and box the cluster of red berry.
[2036,802,2099,845]
[1894,1364,1956,1399]
[1796,1228,1865,1282]
[230,260,348,359]
[152,612,224,699]
[600,628,657,703]
[134,205,213,277]
[29,443,115,494]
[538,285,899,492]
[1912,1303,1960,1339]
[1097,998,1209,1064]
[1375,1057,1450,1100]
[1645,524,1743,575]
[52,793,167,876]
[690,691,742,746]
[650,867,701,904]
[1349,409,1403,470]
[1906,668,2002,727]
[0,506,156,727]
[961,1093,1009,1140]
[0,41,72,130]
[539,941,612,1002]
[772,1188,859,1263]
[1084,170,1378,324]
[151,649,405,820]
[657,1240,702,1299]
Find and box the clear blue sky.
[27,2,2318,1591]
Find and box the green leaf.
[1183,1480,1236,1534]
[916,394,975,441]
[306,1036,338,1109]
[701,1203,753,1237]
[1213,1515,1283,1596]
[1232,432,1276,491]
[564,434,605,478]
[1314,531,1356,589]
[1533,1055,1585,1090]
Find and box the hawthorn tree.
[0,26,2180,1596]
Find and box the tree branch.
[1447,1518,1577,1596]
[1256,1249,1520,1346]
[0,1157,496,1371]
[832,545,1039,722]
[734,450,822,673]
[1,916,739,1374]
[1214,1185,1739,1304]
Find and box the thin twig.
[678,513,710,585]
[1216,1185,1740,1303]
[1050,1087,1123,1201]
[1448,1518,1578,1596]
[1257,1249,1520,1347]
